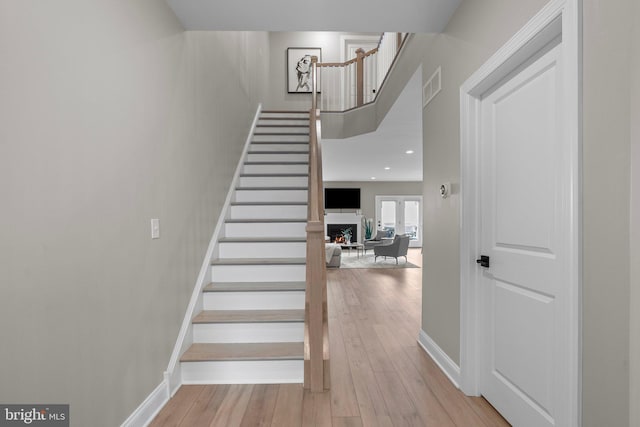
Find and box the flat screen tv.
[324,188,360,209]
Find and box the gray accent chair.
[363,229,388,253]
[374,234,410,264]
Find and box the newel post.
[356,48,365,107]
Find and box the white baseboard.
[417,329,461,388]
[120,381,169,427]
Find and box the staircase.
[179,111,311,384]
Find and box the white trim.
[120,381,169,427]
[163,104,263,395]
[459,1,581,426]
[417,330,460,388]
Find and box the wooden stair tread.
[225,218,306,223]
[258,117,309,121]
[240,173,308,177]
[181,342,304,362]
[230,201,307,206]
[261,110,308,113]
[250,143,309,146]
[204,282,306,292]
[193,309,305,323]
[235,189,308,194]
[218,237,306,243]
[243,161,309,165]
[248,151,309,154]
[256,124,309,128]
[254,132,309,136]
[211,258,306,266]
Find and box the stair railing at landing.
[304,56,330,392]
[317,32,407,112]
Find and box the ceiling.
[165,0,461,33]
[322,68,423,182]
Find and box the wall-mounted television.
[324,188,361,209]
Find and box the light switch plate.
[151,219,160,239]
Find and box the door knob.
[476,255,490,268]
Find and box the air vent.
[423,66,442,108]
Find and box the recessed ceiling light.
[384,167,391,170]
[370,177,377,180]
[405,150,414,154]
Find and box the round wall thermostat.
[440,183,451,198]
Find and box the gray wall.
[583,0,632,425]
[323,181,422,227]
[0,2,268,426]
[419,0,635,426]
[631,2,640,425]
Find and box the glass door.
[375,196,422,247]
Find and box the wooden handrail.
[317,47,378,68]
[304,56,330,392]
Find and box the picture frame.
[287,47,322,94]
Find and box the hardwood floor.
[150,249,509,426]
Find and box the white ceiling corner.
[165,0,461,33]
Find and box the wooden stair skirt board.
[176,111,312,386]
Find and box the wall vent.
[423,66,442,108]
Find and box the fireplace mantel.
[325,213,363,243]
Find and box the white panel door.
[479,43,569,427]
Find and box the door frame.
[459,0,581,426]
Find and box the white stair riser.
[181,360,303,384]
[257,119,309,126]
[238,176,308,187]
[253,134,309,143]
[229,205,307,220]
[224,222,306,238]
[250,143,309,152]
[234,189,308,203]
[255,126,309,134]
[243,163,308,174]
[203,291,305,310]
[211,264,306,282]
[260,112,308,119]
[247,153,308,162]
[219,241,307,258]
[192,323,304,343]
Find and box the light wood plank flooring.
[150,249,509,426]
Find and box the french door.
[374,196,422,247]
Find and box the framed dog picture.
[287,47,321,93]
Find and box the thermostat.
[440,183,451,199]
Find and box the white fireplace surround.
[325,213,363,243]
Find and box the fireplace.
[327,224,358,244]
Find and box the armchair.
[374,234,410,264]
[363,229,388,253]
